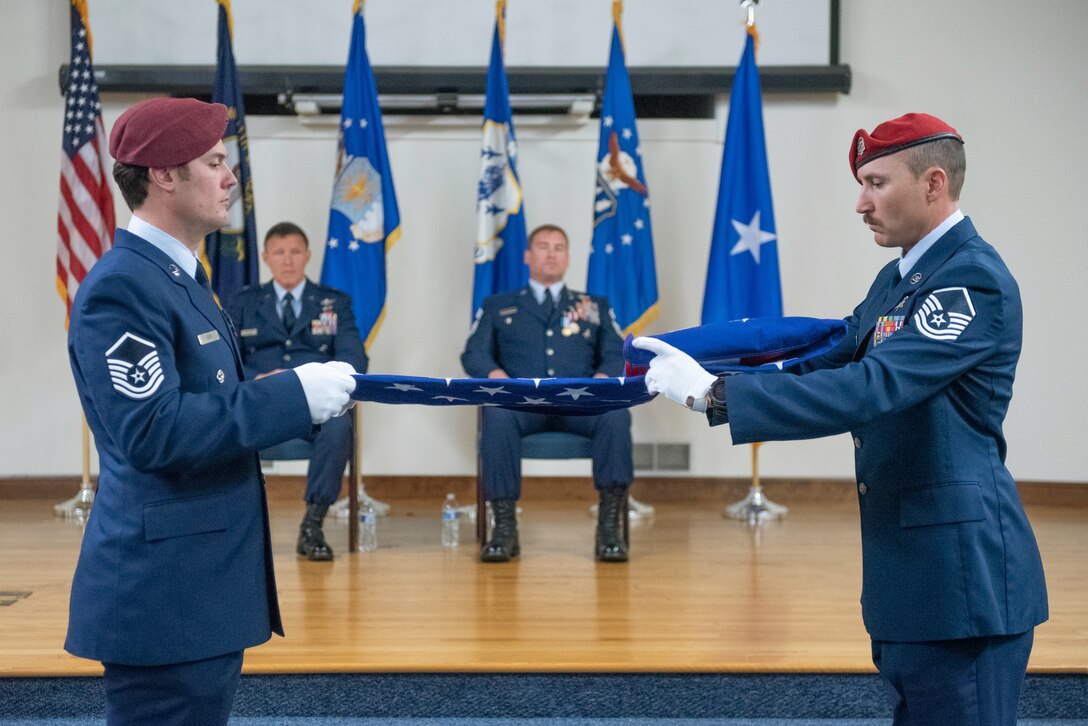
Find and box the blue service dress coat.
[65,229,313,666]
[462,285,625,379]
[716,217,1048,642]
[224,279,368,380]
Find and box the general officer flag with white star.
[587,1,658,337]
[471,0,528,321]
[701,27,782,324]
[321,0,401,352]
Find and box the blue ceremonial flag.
[701,27,782,324]
[471,4,527,320]
[321,0,401,352]
[202,0,257,304]
[587,8,658,337]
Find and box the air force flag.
[471,12,527,321]
[587,17,658,336]
[321,1,400,353]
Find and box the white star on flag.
[729,210,777,264]
[558,387,593,400]
[621,128,632,140]
[621,234,633,245]
[603,116,614,127]
[328,238,339,248]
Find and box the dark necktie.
[282,291,297,331]
[194,262,212,292]
[541,288,555,319]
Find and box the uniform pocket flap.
[144,495,229,541]
[900,482,984,528]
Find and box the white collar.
[899,209,964,278]
[528,279,565,305]
[272,279,307,302]
[128,215,200,280]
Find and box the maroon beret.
[109,98,228,167]
[850,113,963,182]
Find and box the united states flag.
[57,0,115,326]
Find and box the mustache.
[862,215,876,225]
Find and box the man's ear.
[925,166,949,202]
[147,166,177,193]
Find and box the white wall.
[2,0,1086,483]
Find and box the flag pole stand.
[725,442,787,525]
[332,406,390,519]
[55,417,95,521]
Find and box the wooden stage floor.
[1,491,1085,677]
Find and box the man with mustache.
[634,113,1048,725]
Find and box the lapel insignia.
[910,272,922,285]
[105,332,164,399]
[216,369,226,384]
[168,263,181,277]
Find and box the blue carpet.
[1,674,1085,722]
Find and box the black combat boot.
[297,503,334,561]
[480,499,520,563]
[596,489,629,563]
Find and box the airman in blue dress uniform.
[635,113,1048,725]
[66,98,357,725]
[463,224,634,563]
[226,222,368,561]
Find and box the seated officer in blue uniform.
[462,224,634,563]
[635,113,1048,725]
[226,222,368,562]
[66,97,357,726]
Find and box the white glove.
[293,361,357,424]
[631,337,717,412]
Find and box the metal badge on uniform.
[499,307,519,316]
[872,315,905,347]
[239,327,258,337]
[105,332,164,400]
[197,330,221,345]
[168,263,181,277]
[216,369,225,383]
[910,272,922,285]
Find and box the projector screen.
[89,0,834,69]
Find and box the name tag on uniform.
[197,330,221,345]
[499,307,519,316]
[239,327,258,337]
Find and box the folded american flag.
[350,317,845,414]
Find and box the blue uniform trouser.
[480,407,633,501]
[103,650,243,726]
[871,628,1034,725]
[304,412,352,506]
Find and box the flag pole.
[722,0,788,526]
[54,415,95,520]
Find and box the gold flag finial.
[71,0,93,55]
[218,0,234,40]
[612,0,624,49]
[496,0,507,48]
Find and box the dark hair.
[528,223,569,247]
[902,138,967,201]
[112,161,150,210]
[264,221,309,248]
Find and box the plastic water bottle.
[441,493,460,548]
[358,503,378,552]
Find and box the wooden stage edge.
[2,482,1085,678]
[4,475,1088,506]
